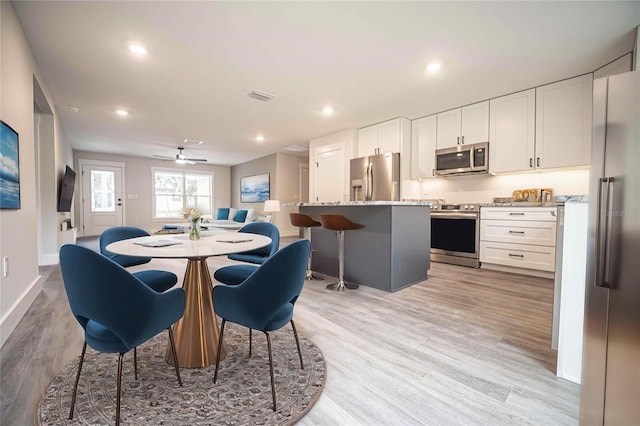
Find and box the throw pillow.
[217,208,230,220]
[233,209,248,222]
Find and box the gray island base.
[299,203,431,292]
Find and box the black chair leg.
[213,319,226,384]
[69,341,87,420]
[263,331,277,411]
[249,328,252,357]
[167,327,182,386]
[290,320,304,369]
[116,352,124,426]
[133,347,138,380]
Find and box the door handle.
[595,177,614,288]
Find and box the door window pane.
[91,170,115,212]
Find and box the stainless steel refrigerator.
[580,70,640,425]
[350,152,400,201]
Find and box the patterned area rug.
[39,323,325,425]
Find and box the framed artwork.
[0,121,20,209]
[240,173,270,203]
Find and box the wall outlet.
[3,256,8,278]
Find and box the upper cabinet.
[356,117,409,157]
[436,101,489,149]
[489,89,536,174]
[410,115,437,180]
[535,74,593,170]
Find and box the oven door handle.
[431,213,478,219]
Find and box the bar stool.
[319,214,365,291]
[289,213,324,280]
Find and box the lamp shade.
[263,199,281,213]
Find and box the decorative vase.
[189,220,200,241]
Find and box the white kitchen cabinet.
[480,206,558,277]
[436,101,489,149]
[356,117,409,157]
[489,89,536,174]
[410,115,437,180]
[594,53,632,79]
[535,74,593,169]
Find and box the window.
[91,170,115,212]
[153,168,213,219]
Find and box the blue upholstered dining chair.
[59,244,185,426]
[212,239,311,411]
[100,226,177,292]
[213,222,280,285]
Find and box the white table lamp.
[263,199,280,223]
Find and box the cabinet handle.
[508,253,524,258]
[530,158,533,168]
[509,212,525,216]
[461,136,465,144]
[595,177,615,288]
[457,136,460,145]
[432,168,435,176]
[509,230,525,234]
[536,157,540,167]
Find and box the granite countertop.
[295,201,433,207]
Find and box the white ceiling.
[13,1,640,166]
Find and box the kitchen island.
[299,202,431,292]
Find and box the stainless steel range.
[430,203,480,268]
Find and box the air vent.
[285,144,309,152]
[183,138,203,145]
[247,90,276,102]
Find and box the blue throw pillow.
[217,208,230,220]
[233,210,248,222]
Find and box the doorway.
[79,160,125,236]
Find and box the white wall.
[73,150,231,234]
[402,168,590,203]
[0,2,71,347]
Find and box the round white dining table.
[106,231,271,368]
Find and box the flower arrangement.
[183,206,201,223]
[183,207,202,240]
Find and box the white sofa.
[201,208,256,229]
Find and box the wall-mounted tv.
[57,165,76,212]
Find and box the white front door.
[315,148,344,202]
[81,161,124,236]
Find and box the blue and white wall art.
[0,121,20,209]
[240,173,270,203]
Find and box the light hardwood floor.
[1,238,579,425]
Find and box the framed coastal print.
[240,173,269,203]
[0,121,20,209]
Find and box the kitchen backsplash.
[401,168,589,203]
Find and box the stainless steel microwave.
[435,142,489,176]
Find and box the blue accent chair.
[213,222,280,285]
[212,239,310,411]
[228,222,280,264]
[59,244,185,426]
[100,226,178,292]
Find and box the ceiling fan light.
[175,158,186,164]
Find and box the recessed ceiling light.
[68,106,80,113]
[322,106,334,116]
[115,109,129,117]
[256,135,265,142]
[426,61,442,74]
[128,43,148,56]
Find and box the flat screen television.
[57,165,76,212]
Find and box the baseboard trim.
[480,263,555,279]
[0,275,43,348]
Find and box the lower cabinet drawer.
[479,241,556,272]
[480,220,557,246]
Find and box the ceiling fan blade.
[185,157,207,162]
[152,154,175,160]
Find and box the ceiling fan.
[152,147,207,164]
